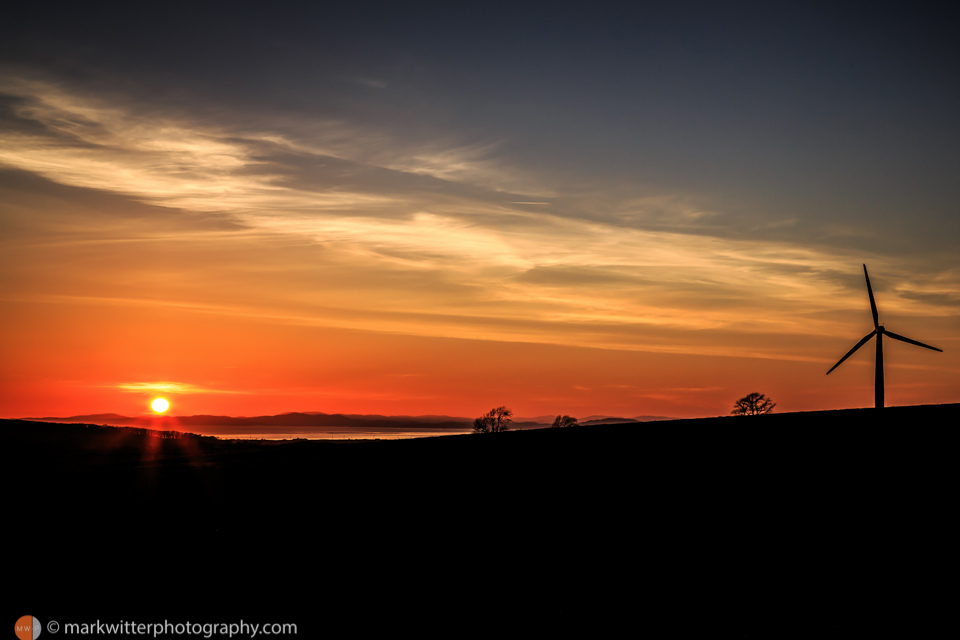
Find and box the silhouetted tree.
[551,415,578,428]
[731,392,776,416]
[473,406,513,433]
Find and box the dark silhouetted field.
[9,404,958,634]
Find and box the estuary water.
[182,424,475,440]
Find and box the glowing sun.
[151,398,170,413]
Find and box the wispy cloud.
[1,73,957,367]
[113,382,245,395]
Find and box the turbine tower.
[827,264,942,409]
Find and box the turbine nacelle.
[826,265,942,408]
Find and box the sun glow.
[151,397,170,413]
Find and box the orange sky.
[1,158,955,419]
[2,21,959,419]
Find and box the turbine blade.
[827,330,876,375]
[884,330,943,353]
[864,264,879,328]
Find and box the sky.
[1,1,958,419]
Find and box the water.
[165,424,475,440]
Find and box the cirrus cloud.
[113,382,245,395]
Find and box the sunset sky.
[2,2,958,419]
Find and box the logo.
[14,617,41,640]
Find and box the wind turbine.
[826,264,942,408]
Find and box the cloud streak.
[113,382,245,395]
[2,76,958,359]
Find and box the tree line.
[473,407,579,433]
[473,392,774,434]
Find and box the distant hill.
[25,411,679,430]
[28,412,133,423]
[580,417,641,425]
[579,415,675,425]
[23,411,474,430]
[514,415,557,424]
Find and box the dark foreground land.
[9,404,959,633]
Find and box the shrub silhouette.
[551,415,578,428]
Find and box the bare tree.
[489,406,513,432]
[474,406,513,433]
[731,392,776,416]
[551,415,578,428]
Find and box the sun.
[151,397,170,413]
